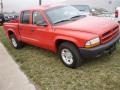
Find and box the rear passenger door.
[19,11,33,44]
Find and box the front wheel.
[58,42,83,68]
[10,34,23,49]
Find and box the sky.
[3,0,66,12]
[2,0,119,12]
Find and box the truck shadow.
[25,44,117,68]
[82,54,112,66]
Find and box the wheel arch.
[55,37,81,52]
[8,30,14,38]
[7,29,19,40]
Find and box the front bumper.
[79,34,120,58]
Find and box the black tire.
[10,34,23,49]
[58,42,83,68]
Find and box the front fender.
[53,36,85,52]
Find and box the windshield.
[46,6,82,24]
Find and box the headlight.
[85,37,100,48]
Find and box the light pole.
[0,0,3,13]
[39,0,41,5]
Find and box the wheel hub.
[61,49,73,65]
[11,38,17,47]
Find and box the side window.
[32,11,45,25]
[21,11,30,24]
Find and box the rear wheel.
[58,42,83,68]
[10,34,23,49]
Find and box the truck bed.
[3,20,20,40]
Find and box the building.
[63,0,120,12]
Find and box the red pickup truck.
[3,5,120,68]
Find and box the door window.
[32,11,45,25]
[21,11,30,24]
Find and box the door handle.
[31,29,35,32]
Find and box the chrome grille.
[101,26,119,44]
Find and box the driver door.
[30,11,52,49]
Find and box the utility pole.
[0,0,3,13]
[39,0,41,5]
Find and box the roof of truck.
[23,4,65,12]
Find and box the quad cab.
[3,5,120,68]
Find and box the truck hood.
[53,16,118,35]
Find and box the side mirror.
[36,21,47,26]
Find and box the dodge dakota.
[3,5,120,68]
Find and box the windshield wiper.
[70,15,86,20]
[54,19,71,24]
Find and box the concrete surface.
[0,43,36,90]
